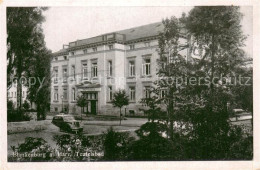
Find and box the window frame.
[92,47,97,52]
[129,86,136,101]
[108,86,113,102]
[82,63,88,79]
[129,60,135,77]
[63,88,68,101]
[62,67,68,82]
[108,60,112,77]
[144,42,150,47]
[72,88,76,101]
[108,45,113,50]
[144,86,151,99]
[142,58,151,76]
[92,62,98,77]
[129,44,135,50]
[54,87,59,101]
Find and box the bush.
[22,100,30,110]
[103,127,135,161]
[7,109,31,122]
[9,137,53,162]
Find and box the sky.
[42,6,252,56]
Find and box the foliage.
[7,7,49,111]
[10,137,53,162]
[7,100,14,111]
[140,94,167,122]
[103,127,135,161]
[76,95,88,113]
[111,89,129,109]
[7,109,31,122]
[22,100,30,110]
[184,6,249,109]
[111,89,129,125]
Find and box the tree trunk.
[209,34,216,112]
[119,107,122,125]
[16,73,23,112]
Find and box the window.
[54,67,58,83]
[160,89,167,98]
[168,54,174,64]
[108,86,113,101]
[71,65,75,79]
[108,60,112,77]
[129,44,135,50]
[11,92,13,98]
[85,92,98,100]
[93,47,97,52]
[64,56,67,60]
[82,63,88,79]
[92,62,98,77]
[15,92,16,98]
[71,52,75,56]
[129,86,136,101]
[54,88,58,101]
[54,107,58,112]
[8,92,10,98]
[54,57,58,61]
[72,88,76,101]
[142,58,151,76]
[129,60,135,77]
[83,49,88,54]
[22,91,24,98]
[108,45,113,50]
[63,88,67,100]
[144,86,151,98]
[63,67,68,82]
[161,62,166,70]
[144,42,150,47]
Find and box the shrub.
[22,100,30,111]
[103,127,135,161]
[7,109,31,122]
[9,137,53,162]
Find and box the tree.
[153,6,252,159]
[22,100,30,111]
[76,95,87,120]
[184,6,248,110]
[111,89,129,125]
[156,16,192,140]
[179,6,252,159]
[7,7,49,113]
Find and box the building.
[8,83,29,108]
[50,22,189,116]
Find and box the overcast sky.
[42,6,252,56]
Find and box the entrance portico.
[76,82,101,115]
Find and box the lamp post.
[60,95,64,113]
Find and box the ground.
[7,114,252,156]
[7,116,147,155]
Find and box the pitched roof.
[53,21,164,55]
[114,22,164,41]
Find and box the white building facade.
[50,22,189,116]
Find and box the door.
[91,100,97,114]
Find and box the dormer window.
[54,57,58,61]
[71,52,75,56]
[93,47,97,52]
[83,49,88,54]
[64,56,67,60]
